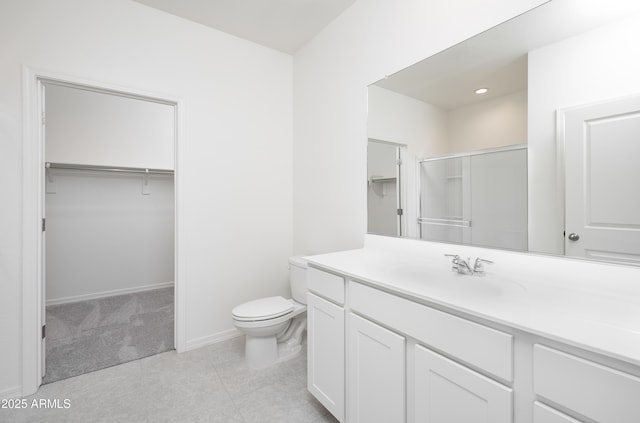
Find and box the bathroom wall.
[528,13,640,255]
[1,0,292,397]
[367,85,447,158]
[446,89,527,154]
[368,86,527,158]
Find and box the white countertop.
[305,241,640,367]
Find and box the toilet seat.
[232,296,294,322]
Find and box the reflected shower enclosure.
[419,146,527,251]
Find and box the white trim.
[185,329,243,352]
[556,108,567,256]
[45,282,175,306]
[0,386,22,400]
[21,67,186,396]
[417,143,527,162]
[22,66,44,399]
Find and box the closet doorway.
[41,80,177,383]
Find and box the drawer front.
[307,266,345,305]
[349,281,513,381]
[533,402,583,423]
[534,344,640,423]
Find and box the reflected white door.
[563,95,640,264]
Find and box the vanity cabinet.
[414,344,512,423]
[533,344,640,423]
[347,312,405,423]
[349,280,512,423]
[307,268,345,422]
[306,260,640,423]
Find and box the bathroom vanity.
[305,235,640,423]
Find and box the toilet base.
[244,314,306,369]
[245,335,279,369]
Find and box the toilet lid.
[232,296,294,321]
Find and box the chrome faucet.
[445,254,493,276]
[445,254,474,275]
[473,257,493,275]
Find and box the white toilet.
[232,256,308,369]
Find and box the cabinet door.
[307,293,345,422]
[348,313,405,423]
[414,345,512,423]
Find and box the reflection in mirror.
[367,140,405,237]
[367,0,640,265]
[419,146,527,251]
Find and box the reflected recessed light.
[475,88,489,95]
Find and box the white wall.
[368,85,447,157]
[1,0,292,396]
[447,90,527,154]
[45,83,175,170]
[528,13,640,254]
[367,141,397,179]
[46,171,174,304]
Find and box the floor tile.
[2,333,334,423]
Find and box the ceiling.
[132,0,356,54]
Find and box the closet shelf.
[45,162,174,175]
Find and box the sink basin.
[382,263,526,298]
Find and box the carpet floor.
[43,287,174,384]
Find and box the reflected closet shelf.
[369,176,397,184]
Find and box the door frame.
[367,138,408,237]
[21,66,186,396]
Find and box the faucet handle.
[444,254,460,261]
[473,257,493,274]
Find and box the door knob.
[568,233,580,241]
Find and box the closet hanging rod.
[45,162,174,175]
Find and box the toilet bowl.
[232,256,308,369]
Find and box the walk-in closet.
[42,82,176,383]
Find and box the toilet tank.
[289,256,308,305]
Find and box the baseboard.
[0,385,22,400]
[185,328,242,352]
[45,281,174,306]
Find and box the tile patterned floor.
[1,336,339,423]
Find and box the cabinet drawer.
[534,344,640,423]
[349,281,513,381]
[307,267,345,305]
[533,402,583,423]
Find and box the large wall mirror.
[367,0,640,265]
